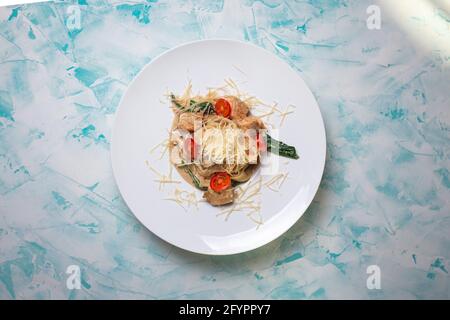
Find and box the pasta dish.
[169,85,298,206]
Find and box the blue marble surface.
[0,0,449,299]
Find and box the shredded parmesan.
[232,65,247,77]
[145,160,181,190]
[164,187,201,211]
[264,172,288,192]
[217,176,263,222]
[278,105,296,127]
[150,139,168,155]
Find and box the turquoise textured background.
[0,0,449,299]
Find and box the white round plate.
[112,39,326,255]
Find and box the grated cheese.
[217,176,263,222]
[164,187,201,211]
[278,105,296,127]
[264,172,289,192]
[232,65,247,77]
[145,160,181,190]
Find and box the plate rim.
[111,38,327,255]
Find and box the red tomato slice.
[214,98,232,118]
[256,132,266,151]
[184,137,197,161]
[210,172,231,192]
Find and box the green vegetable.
[171,94,215,114]
[266,134,299,160]
[184,166,206,190]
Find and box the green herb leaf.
[184,166,207,190]
[171,94,215,114]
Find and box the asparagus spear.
[266,134,299,160]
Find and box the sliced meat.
[237,116,266,130]
[203,188,235,206]
[178,112,202,132]
[192,165,211,189]
[195,164,224,177]
[230,164,256,182]
[226,96,249,120]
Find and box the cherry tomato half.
[256,131,266,151]
[214,98,232,118]
[210,172,231,193]
[183,137,197,161]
